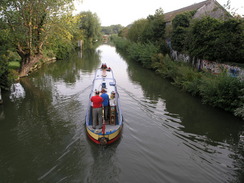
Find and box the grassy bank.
[8,61,20,70]
[112,36,244,120]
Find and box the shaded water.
[0,45,243,183]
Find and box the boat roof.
[91,68,117,97]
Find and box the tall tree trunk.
[19,54,42,77]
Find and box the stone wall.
[170,50,244,79]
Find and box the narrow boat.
[85,64,123,145]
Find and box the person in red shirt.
[90,91,103,129]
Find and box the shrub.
[234,89,244,120]
[111,36,130,50]
[175,64,202,96]
[153,54,179,79]
[127,42,158,68]
[199,73,244,112]
[114,37,244,119]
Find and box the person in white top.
[109,91,116,106]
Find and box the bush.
[127,42,158,68]
[235,102,244,120]
[153,54,202,95]
[174,64,202,96]
[112,36,159,69]
[113,35,244,119]
[199,73,244,112]
[154,54,179,79]
[111,36,130,50]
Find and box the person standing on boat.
[109,91,116,125]
[109,91,116,106]
[101,88,110,123]
[90,91,103,129]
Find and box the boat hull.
[85,64,123,145]
[86,126,122,145]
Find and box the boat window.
[109,82,115,86]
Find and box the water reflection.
[86,141,121,183]
[0,51,95,182]
[31,48,101,83]
[9,83,25,101]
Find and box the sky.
[74,0,244,26]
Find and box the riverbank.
[112,36,244,120]
[8,57,57,80]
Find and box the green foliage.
[0,0,81,76]
[170,11,244,63]
[8,61,20,70]
[171,12,194,52]
[171,26,188,52]
[188,17,221,60]
[176,16,244,63]
[79,11,102,49]
[125,8,166,50]
[112,36,158,69]
[144,8,166,44]
[111,36,130,50]
[113,8,244,119]
[127,42,159,68]
[101,24,124,35]
[151,54,244,116]
[153,54,202,95]
[172,11,195,29]
[127,19,148,42]
[174,64,202,95]
[199,74,244,112]
[0,0,75,55]
[234,90,244,120]
[148,8,166,43]
[214,19,244,63]
[152,54,179,79]
[45,14,81,59]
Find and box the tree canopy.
[101,24,124,35]
[0,0,79,77]
[170,13,244,63]
[79,11,101,49]
[187,17,244,63]
[125,8,166,46]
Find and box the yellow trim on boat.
[86,126,121,140]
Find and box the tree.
[0,0,76,77]
[188,17,244,63]
[101,24,124,35]
[142,8,166,44]
[127,19,148,42]
[0,18,14,89]
[171,12,195,52]
[79,11,102,48]
[188,17,221,60]
[214,18,244,63]
[126,8,166,48]
[171,26,188,52]
[45,13,84,59]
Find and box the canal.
[0,44,243,183]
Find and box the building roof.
[164,0,209,22]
